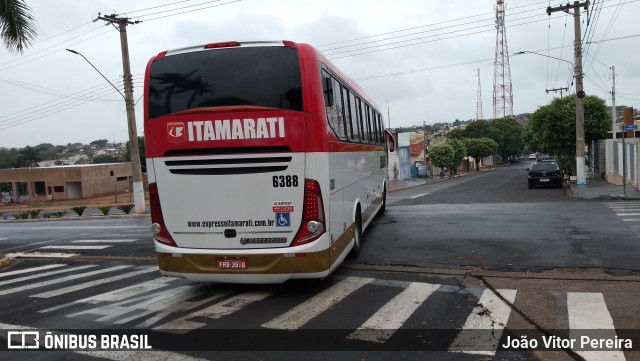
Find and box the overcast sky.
[1,0,638,148]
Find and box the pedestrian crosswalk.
[0,262,629,359]
[605,201,640,222]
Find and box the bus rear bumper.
[154,241,332,284]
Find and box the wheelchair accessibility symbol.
[275,213,290,227]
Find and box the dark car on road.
[527,161,563,189]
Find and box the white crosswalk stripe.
[71,239,139,243]
[568,292,626,361]
[39,245,111,250]
[156,291,274,331]
[0,264,66,278]
[39,277,174,314]
[0,265,129,296]
[262,276,373,330]
[30,266,158,299]
[348,282,440,343]
[0,264,97,287]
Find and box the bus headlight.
[151,223,162,235]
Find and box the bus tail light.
[149,182,177,247]
[291,179,325,247]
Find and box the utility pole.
[95,14,145,214]
[476,68,483,120]
[611,66,617,139]
[546,87,569,98]
[547,1,589,186]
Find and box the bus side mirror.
[323,77,334,107]
[386,131,395,152]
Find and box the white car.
[528,154,536,160]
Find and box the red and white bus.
[144,40,393,283]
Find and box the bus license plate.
[540,178,550,182]
[217,258,247,270]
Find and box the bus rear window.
[148,46,303,119]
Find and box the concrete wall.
[0,163,133,202]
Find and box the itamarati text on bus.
[144,40,395,283]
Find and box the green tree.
[0,0,36,54]
[90,139,109,148]
[461,119,494,139]
[17,145,40,167]
[429,143,455,174]
[465,137,498,171]
[447,128,465,140]
[123,136,146,172]
[448,139,467,174]
[0,147,19,168]
[91,154,120,164]
[525,95,609,175]
[491,117,525,162]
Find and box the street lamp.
[67,48,146,214]
[514,50,587,186]
[514,50,574,69]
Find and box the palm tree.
[0,0,37,54]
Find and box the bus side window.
[342,86,354,141]
[371,107,378,144]
[349,92,362,142]
[367,106,378,144]
[359,99,369,143]
[322,72,333,107]
[324,73,347,141]
[378,114,385,144]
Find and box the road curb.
[388,168,496,193]
[0,213,149,224]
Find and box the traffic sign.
[622,125,637,131]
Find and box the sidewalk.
[568,176,640,199]
[388,175,450,192]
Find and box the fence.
[606,139,639,188]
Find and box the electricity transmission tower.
[493,0,514,119]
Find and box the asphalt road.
[1,163,639,361]
[363,162,640,273]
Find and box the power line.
[0,29,113,72]
[0,86,126,131]
[328,15,557,60]
[124,0,194,15]
[0,21,95,57]
[324,7,554,57]
[318,0,558,49]
[320,0,626,57]
[356,57,494,81]
[0,81,124,124]
[137,0,242,22]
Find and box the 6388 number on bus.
[273,175,299,188]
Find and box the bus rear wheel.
[378,189,386,215]
[349,209,362,258]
